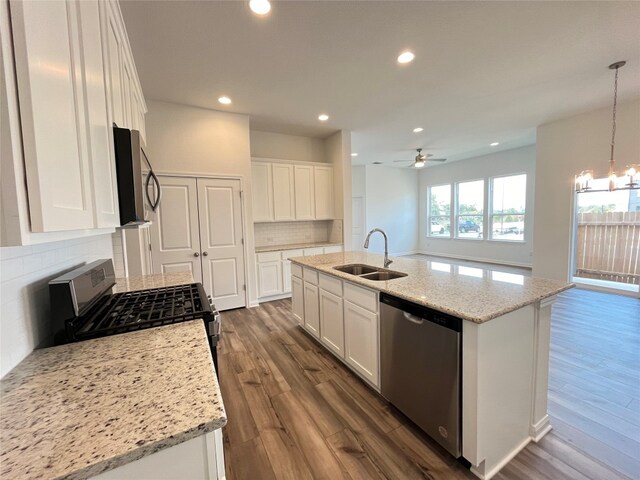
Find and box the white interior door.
[197,178,246,310]
[352,196,365,250]
[149,176,202,280]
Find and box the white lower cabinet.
[291,266,379,388]
[319,289,344,358]
[257,261,283,298]
[256,246,342,301]
[291,275,304,325]
[91,429,224,480]
[344,299,379,387]
[303,281,320,338]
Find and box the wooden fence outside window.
[575,211,640,285]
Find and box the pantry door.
[148,176,203,281]
[197,178,246,310]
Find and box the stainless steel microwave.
[113,127,160,226]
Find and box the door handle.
[403,312,424,325]
[194,252,200,257]
[202,251,208,256]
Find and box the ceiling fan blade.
[427,158,447,162]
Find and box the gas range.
[49,260,221,371]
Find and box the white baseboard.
[416,251,532,269]
[392,250,419,257]
[470,436,532,480]
[530,414,553,441]
[257,292,292,304]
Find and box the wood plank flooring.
[217,288,638,480]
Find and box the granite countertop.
[291,251,573,323]
[113,271,194,293]
[255,242,343,253]
[0,320,226,480]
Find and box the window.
[490,174,526,241]
[428,184,451,237]
[456,180,484,238]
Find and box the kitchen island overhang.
[290,251,572,480]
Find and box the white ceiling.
[120,1,640,166]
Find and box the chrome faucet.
[363,228,393,268]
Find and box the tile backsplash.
[254,221,331,247]
[0,234,114,378]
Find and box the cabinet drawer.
[257,251,281,262]
[319,273,342,296]
[344,281,378,313]
[303,267,319,285]
[282,249,304,260]
[291,263,303,278]
[303,247,324,256]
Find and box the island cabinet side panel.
[91,429,224,480]
[462,306,536,479]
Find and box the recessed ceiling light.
[397,51,415,64]
[373,162,383,165]
[218,96,232,105]
[413,127,424,133]
[351,153,358,157]
[249,0,271,15]
[490,142,499,147]
[318,114,329,122]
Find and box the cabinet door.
[10,0,95,231]
[282,249,303,294]
[320,289,345,358]
[291,275,304,325]
[258,261,283,298]
[314,166,334,219]
[121,59,133,128]
[272,163,295,221]
[303,281,320,338]
[101,2,124,128]
[294,165,315,220]
[252,163,274,222]
[79,0,119,228]
[344,300,379,386]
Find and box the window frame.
[427,183,452,238]
[488,173,527,243]
[454,178,485,240]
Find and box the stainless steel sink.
[333,264,407,281]
[333,264,378,275]
[360,271,408,281]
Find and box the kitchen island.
[290,251,572,480]
[0,272,226,480]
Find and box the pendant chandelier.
[575,61,638,193]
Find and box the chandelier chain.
[610,66,618,167]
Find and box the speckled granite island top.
[0,321,226,480]
[291,252,573,323]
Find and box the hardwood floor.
[217,289,638,480]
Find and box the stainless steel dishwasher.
[380,293,462,457]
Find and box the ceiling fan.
[393,148,447,168]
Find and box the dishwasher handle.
[403,312,424,325]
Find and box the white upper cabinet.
[1,0,147,244]
[10,0,95,232]
[100,0,147,141]
[251,160,335,222]
[252,162,274,222]
[314,166,334,220]
[293,165,315,220]
[80,0,119,228]
[272,163,295,221]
